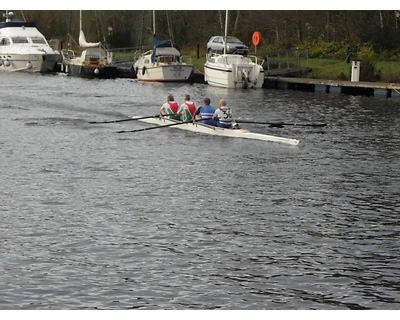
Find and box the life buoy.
[252,31,262,46]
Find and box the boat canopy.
[152,34,172,48]
[154,47,180,57]
[0,20,36,29]
[151,34,181,63]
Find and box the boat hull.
[63,63,117,79]
[0,52,58,73]
[135,63,193,82]
[137,117,300,145]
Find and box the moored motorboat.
[0,11,60,73]
[204,53,264,88]
[135,116,300,145]
[203,10,264,89]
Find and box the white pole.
[224,10,228,54]
[153,10,156,35]
[79,10,82,32]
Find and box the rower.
[178,94,197,122]
[194,97,215,126]
[212,99,233,128]
[160,94,180,120]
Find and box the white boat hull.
[133,49,193,82]
[135,63,193,82]
[0,53,42,72]
[137,117,300,145]
[204,54,264,89]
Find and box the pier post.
[351,60,361,82]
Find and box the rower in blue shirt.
[194,97,216,126]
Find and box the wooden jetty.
[264,76,400,98]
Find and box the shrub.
[359,60,381,82]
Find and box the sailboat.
[204,10,264,89]
[0,10,60,73]
[61,11,117,78]
[133,11,194,82]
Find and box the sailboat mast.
[224,10,228,54]
[153,10,156,34]
[79,10,82,32]
[67,11,72,50]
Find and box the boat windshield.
[12,37,29,44]
[0,38,11,45]
[31,37,46,44]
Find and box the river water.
[1,72,399,310]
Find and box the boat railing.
[181,55,192,65]
[110,46,152,65]
[61,49,76,60]
[48,39,61,52]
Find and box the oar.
[88,114,177,124]
[235,120,327,128]
[116,121,186,133]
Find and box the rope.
[166,11,175,46]
[388,83,400,95]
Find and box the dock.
[264,76,400,98]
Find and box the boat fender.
[142,66,146,75]
[4,59,11,67]
[135,67,139,75]
[26,61,32,69]
[0,59,3,66]
[94,68,100,74]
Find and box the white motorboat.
[134,116,300,145]
[0,11,60,73]
[61,11,117,79]
[204,11,264,89]
[204,53,264,88]
[133,11,193,82]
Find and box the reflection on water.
[1,73,400,310]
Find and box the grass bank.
[191,56,400,83]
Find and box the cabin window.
[12,37,29,44]
[31,37,46,44]
[0,38,11,45]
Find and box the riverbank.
[110,64,400,99]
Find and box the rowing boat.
[136,116,300,145]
